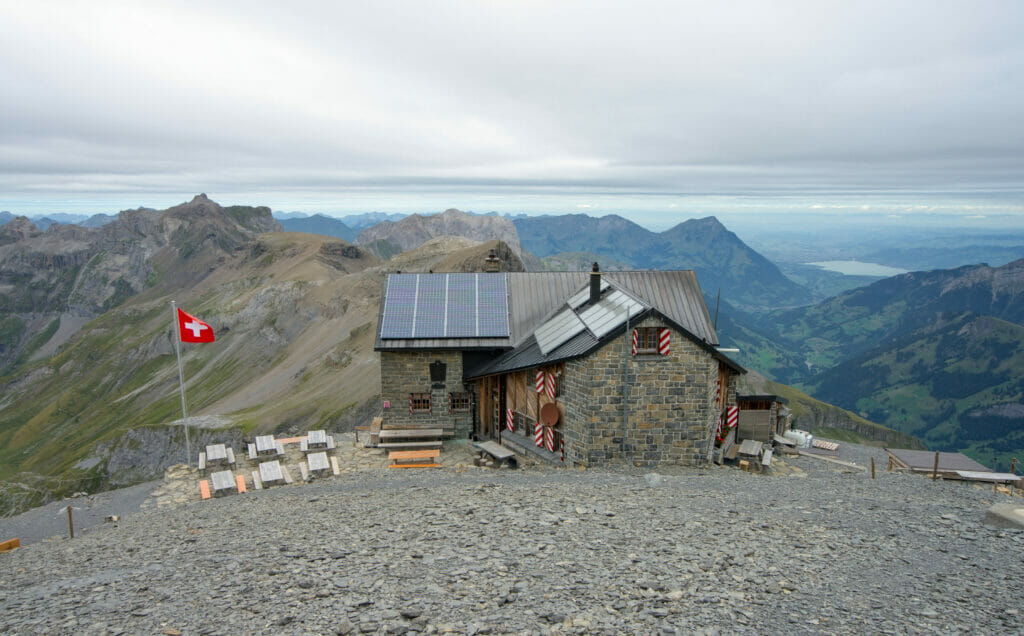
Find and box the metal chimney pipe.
[590,262,601,304]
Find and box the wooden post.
[67,506,74,539]
[1012,457,1017,475]
[871,457,875,479]
[932,451,940,480]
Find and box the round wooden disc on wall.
[540,402,560,426]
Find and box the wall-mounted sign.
[383,400,390,409]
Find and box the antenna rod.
[713,288,721,330]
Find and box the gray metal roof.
[603,271,717,345]
[466,330,601,378]
[375,270,719,352]
[885,449,990,473]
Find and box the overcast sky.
[1,1,1022,225]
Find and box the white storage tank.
[783,429,814,448]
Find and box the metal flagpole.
[171,300,191,467]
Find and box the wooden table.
[259,460,285,485]
[206,444,228,464]
[307,451,330,475]
[210,470,236,495]
[307,430,328,449]
[255,435,277,455]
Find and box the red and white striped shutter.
[534,420,544,447]
[535,369,545,393]
[658,328,670,355]
[506,408,514,431]
[545,371,556,398]
[544,426,554,452]
[560,437,565,462]
[726,405,739,430]
[631,329,638,355]
[409,394,413,415]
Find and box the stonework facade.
[559,315,720,467]
[379,350,473,437]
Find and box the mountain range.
[2,195,1020,515]
[512,214,813,309]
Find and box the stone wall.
[560,315,719,467]
[379,350,473,437]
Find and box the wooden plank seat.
[377,440,443,449]
[473,441,516,467]
[378,428,444,439]
[388,449,441,468]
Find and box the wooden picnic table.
[301,432,335,453]
[255,435,277,454]
[210,470,237,496]
[307,430,328,449]
[256,459,292,487]
[308,451,329,474]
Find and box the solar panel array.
[380,273,510,339]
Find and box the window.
[449,392,471,413]
[634,327,661,354]
[514,411,535,437]
[409,392,431,413]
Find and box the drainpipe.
[622,307,630,460]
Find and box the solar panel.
[379,273,509,340]
[535,308,587,355]
[414,275,446,338]
[578,289,645,338]
[477,274,509,337]
[379,275,417,338]
[446,273,477,337]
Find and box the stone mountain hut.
[374,264,744,467]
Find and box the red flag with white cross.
[177,308,215,343]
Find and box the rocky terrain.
[357,209,523,259]
[2,440,1021,634]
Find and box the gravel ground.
[2,442,1023,635]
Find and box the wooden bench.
[199,479,211,500]
[388,449,441,468]
[473,441,517,467]
[377,428,445,450]
[0,538,20,552]
[377,440,443,449]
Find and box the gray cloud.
[1,1,1022,214]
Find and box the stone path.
[2,440,1022,634]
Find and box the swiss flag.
[177,308,215,343]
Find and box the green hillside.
[808,314,1024,469]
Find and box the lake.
[806,260,908,276]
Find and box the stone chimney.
[484,248,501,272]
[590,262,601,304]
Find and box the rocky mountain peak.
[356,208,522,256]
[0,216,42,245]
